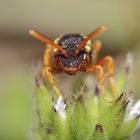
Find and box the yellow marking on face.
[84,36,92,45]
[82,36,92,52]
[87,40,92,46]
[54,38,60,44]
[85,45,91,53]
[54,37,67,49]
[53,38,60,52]
[53,48,58,52]
[63,45,68,49]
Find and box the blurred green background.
[0,0,140,140]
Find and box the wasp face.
[29,26,105,75]
[59,34,84,56]
[54,34,92,73]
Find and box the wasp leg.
[98,56,116,98]
[44,44,53,66]
[43,45,63,97]
[43,67,62,97]
[86,65,112,103]
[92,40,102,64]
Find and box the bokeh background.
[0,0,140,140]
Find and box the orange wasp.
[29,26,116,102]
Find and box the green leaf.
[67,103,88,140]
[36,85,53,127]
[98,94,127,139]
[118,117,139,140]
[53,113,69,140]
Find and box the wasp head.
[29,26,106,74]
[54,34,92,69]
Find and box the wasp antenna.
[29,30,68,57]
[29,30,36,36]
[73,26,106,57]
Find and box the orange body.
[29,26,116,103]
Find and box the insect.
[29,26,116,102]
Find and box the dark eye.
[59,54,68,58]
[54,57,64,68]
[77,51,87,60]
[55,53,67,58]
[78,50,86,55]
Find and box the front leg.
[98,56,116,97]
[43,45,63,97]
[86,65,112,103]
[43,67,63,97]
[92,40,102,64]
